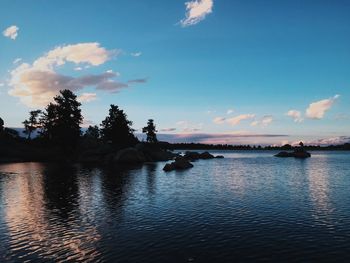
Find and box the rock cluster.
[163,151,224,172]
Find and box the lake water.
[0,151,350,262]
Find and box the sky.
[0,0,349,145]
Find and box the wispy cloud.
[250,115,273,127]
[227,109,234,115]
[226,114,255,126]
[77,93,97,103]
[13,58,22,64]
[7,43,145,107]
[3,25,19,40]
[287,110,303,123]
[176,120,203,132]
[154,132,288,144]
[306,95,339,119]
[131,52,142,57]
[180,0,213,27]
[160,128,177,132]
[213,117,226,124]
[127,78,148,84]
[297,136,350,146]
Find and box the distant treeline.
[165,142,350,151]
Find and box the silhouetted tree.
[84,125,100,139]
[281,144,292,150]
[40,90,83,149]
[100,104,138,149]
[0,117,4,133]
[23,110,42,139]
[142,119,158,143]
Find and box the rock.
[275,150,311,158]
[275,151,294,157]
[293,151,311,158]
[114,147,146,164]
[199,152,215,159]
[163,163,175,172]
[135,143,177,162]
[184,151,215,160]
[163,157,194,172]
[215,155,224,159]
[184,151,201,161]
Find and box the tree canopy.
[84,125,100,139]
[23,110,42,139]
[0,117,4,132]
[100,104,138,149]
[142,119,158,143]
[40,89,83,148]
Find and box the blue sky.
[1,0,349,145]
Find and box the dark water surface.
[0,151,350,262]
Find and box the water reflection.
[1,163,102,262]
[0,153,350,262]
[306,157,334,228]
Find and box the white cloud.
[0,83,4,87]
[306,95,339,119]
[131,52,142,57]
[74,67,83,71]
[213,117,226,124]
[77,93,97,103]
[7,42,145,107]
[82,119,95,128]
[32,42,116,71]
[13,58,22,64]
[227,109,234,115]
[180,0,213,27]
[3,25,19,40]
[287,110,303,123]
[226,114,255,126]
[251,115,273,127]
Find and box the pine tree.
[23,110,42,139]
[100,105,138,149]
[40,90,83,148]
[142,119,158,143]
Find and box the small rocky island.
[163,151,224,172]
[275,142,311,159]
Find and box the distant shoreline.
[166,142,350,151]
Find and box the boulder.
[163,163,176,172]
[114,147,146,164]
[163,157,194,172]
[275,150,311,158]
[275,151,294,157]
[293,151,311,158]
[215,155,224,159]
[183,151,215,160]
[199,151,215,159]
[184,151,201,161]
[135,143,177,161]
